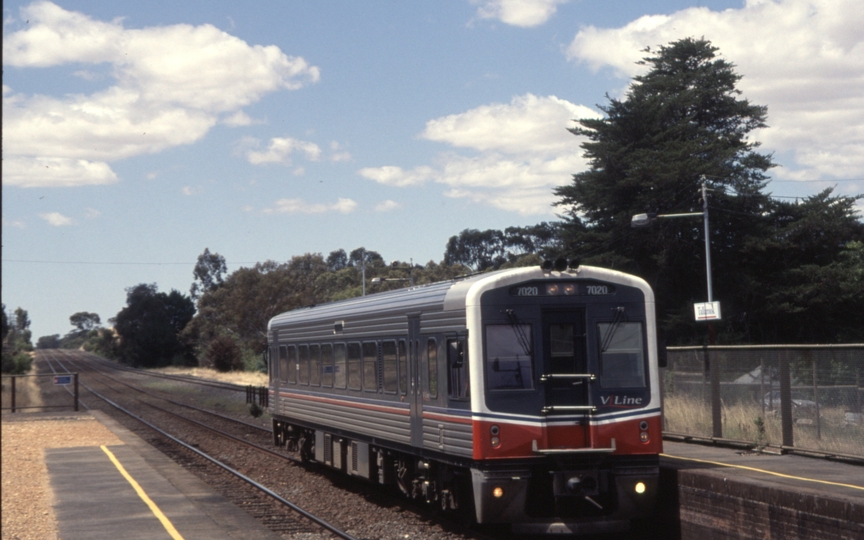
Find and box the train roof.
[267,266,653,332]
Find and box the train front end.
[465,264,662,534]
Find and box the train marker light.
[635,482,646,494]
[493,487,505,498]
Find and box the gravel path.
[1,413,124,540]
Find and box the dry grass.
[663,394,864,457]
[150,366,268,386]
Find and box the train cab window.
[278,346,287,384]
[485,325,534,391]
[398,340,407,395]
[363,342,379,392]
[334,343,347,389]
[424,339,438,399]
[310,344,320,386]
[286,346,297,384]
[320,344,333,387]
[347,342,362,390]
[298,345,310,384]
[597,322,646,388]
[382,341,398,394]
[448,338,469,400]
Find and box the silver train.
[268,263,662,534]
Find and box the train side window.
[448,338,469,400]
[398,340,407,395]
[347,342,362,390]
[334,343,347,389]
[320,344,333,387]
[363,341,379,392]
[485,324,533,391]
[382,341,397,394]
[425,339,438,399]
[278,346,287,384]
[298,345,310,385]
[269,347,276,384]
[310,344,320,386]
[286,346,297,384]
[597,322,646,388]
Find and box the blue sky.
[4,0,863,340]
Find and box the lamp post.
[631,178,718,317]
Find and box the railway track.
[38,350,493,540]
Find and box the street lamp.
[631,178,718,321]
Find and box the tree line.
[22,37,864,373]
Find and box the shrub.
[1,351,33,375]
[208,336,243,372]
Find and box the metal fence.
[662,345,864,458]
[1,373,79,412]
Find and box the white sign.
[694,301,722,321]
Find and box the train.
[267,261,662,534]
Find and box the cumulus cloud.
[375,200,401,212]
[263,197,357,215]
[565,0,864,184]
[39,212,74,226]
[361,94,596,215]
[246,136,322,165]
[473,0,569,28]
[3,1,319,188]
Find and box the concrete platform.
[45,411,281,540]
[659,440,864,539]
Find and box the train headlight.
[640,432,650,443]
[563,284,576,295]
[490,436,501,447]
[635,482,646,494]
[546,284,560,295]
[492,487,505,498]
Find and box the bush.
[1,351,33,375]
[208,336,243,372]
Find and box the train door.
[407,315,423,447]
[541,310,591,446]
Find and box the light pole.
[631,177,717,316]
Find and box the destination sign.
[510,282,616,297]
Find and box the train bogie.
[268,264,662,533]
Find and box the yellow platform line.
[101,446,185,540]
[661,453,864,492]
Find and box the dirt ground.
[150,366,268,386]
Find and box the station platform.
[9,410,281,540]
[659,439,864,539]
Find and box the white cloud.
[84,207,101,219]
[3,157,118,188]
[361,94,594,215]
[263,197,357,215]
[565,0,864,183]
[246,136,322,165]
[2,1,319,188]
[358,165,436,187]
[39,212,74,226]
[329,141,352,162]
[474,0,569,28]
[222,111,261,127]
[181,186,203,196]
[375,200,401,212]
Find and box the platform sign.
[694,301,722,321]
[54,375,73,385]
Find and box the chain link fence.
[662,345,864,458]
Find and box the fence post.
[11,376,16,413]
[74,373,79,412]
[709,347,722,438]
[812,357,821,439]
[780,349,794,449]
